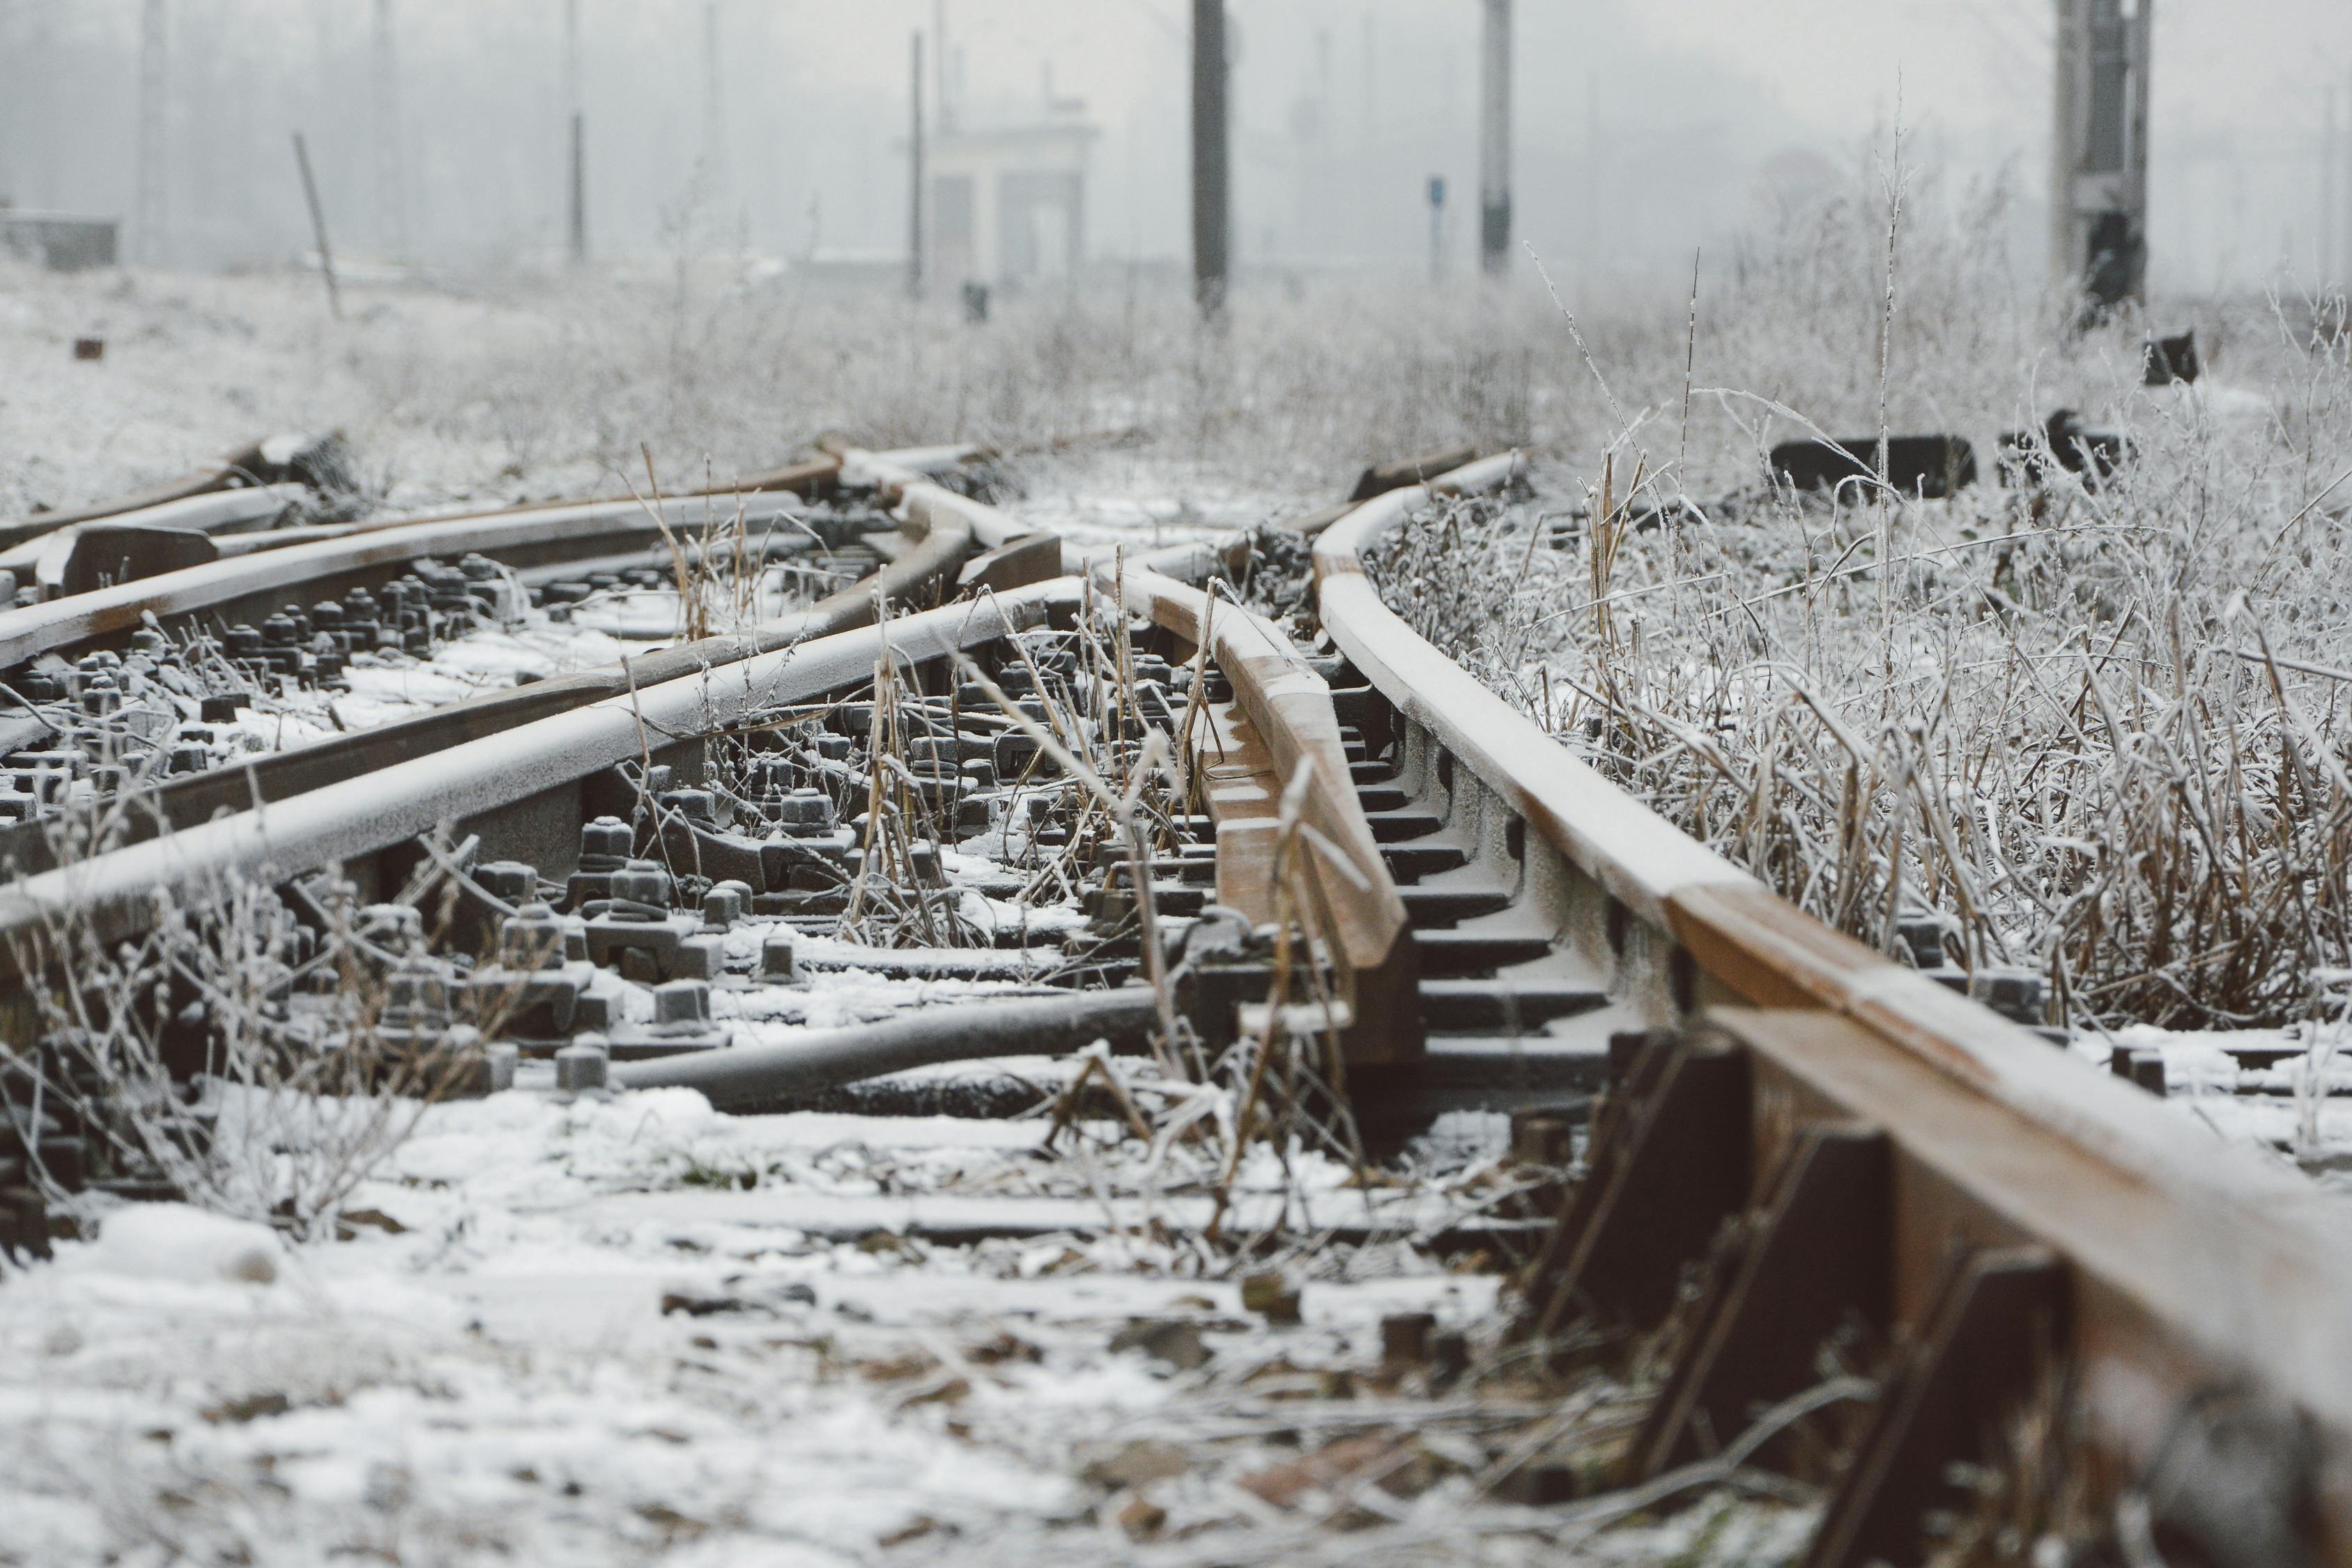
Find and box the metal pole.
[564,0,585,264]
[292,132,342,320]
[1428,175,1447,285]
[372,0,408,261]
[1192,0,1230,319]
[908,31,925,302]
[2052,0,2151,311]
[2327,89,2340,287]
[1478,0,1512,277]
[616,991,1160,1106]
[569,112,587,264]
[137,0,167,265]
[702,1,725,204]
[933,0,951,131]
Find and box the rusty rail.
[0,496,989,877]
[0,431,348,549]
[1314,454,2352,1565]
[1102,558,1421,1067]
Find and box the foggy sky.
[1,0,2346,295]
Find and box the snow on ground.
[0,1084,1799,1567]
[2075,1023,2352,1191]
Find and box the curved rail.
[0,500,985,873]
[1101,558,1420,1066]
[0,483,834,673]
[0,583,1065,971]
[0,431,347,549]
[1314,454,2352,1562]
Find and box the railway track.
[0,440,2346,1563]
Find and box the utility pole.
[907,31,924,302]
[564,0,586,264]
[2328,89,2341,288]
[2051,0,2152,312]
[1192,0,1230,319]
[1478,0,1512,277]
[934,0,952,131]
[702,1,727,208]
[137,0,167,264]
[1428,175,1447,285]
[373,0,408,261]
[293,132,342,319]
[0,3,17,204]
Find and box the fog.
[1,0,2348,296]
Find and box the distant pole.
[1428,175,1447,285]
[569,114,588,264]
[564,0,585,264]
[136,0,167,265]
[934,0,952,130]
[1478,0,1512,277]
[2326,89,2341,287]
[702,1,727,206]
[2051,0,2151,312]
[1192,0,1231,318]
[2343,72,2352,295]
[292,132,342,319]
[1360,13,1377,260]
[372,0,408,261]
[908,31,925,302]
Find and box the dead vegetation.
[1362,164,2352,1033]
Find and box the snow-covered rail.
[1316,454,2352,1567]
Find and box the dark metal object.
[617,990,1160,1108]
[2146,329,2200,385]
[1998,409,2132,489]
[52,524,218,597]
[1348,443,1480,505]
[1770,436,1978,500]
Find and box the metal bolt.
[1509,1108,1572,1167]
[652,981,714,1027]
[554,1040,608,1096]
[484,1043,520,1093]
[759,930,799,983]
[1381,1311,1436,1369]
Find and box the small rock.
[1380,1311,1436,1370]
[1238,1434,1399,1507]
[335,1207,407,1237]
[1116,1495,1168,1542]
[1109,1318,1211,1371]
[1079,1438,1193,1491]
[201,1391,291,1426]
[1240,1270,1302,1324]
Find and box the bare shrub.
[2,810,489,1238]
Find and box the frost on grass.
[1353,169,2352,1038]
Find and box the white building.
[929,112,1098,293]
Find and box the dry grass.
[1362,169,2352,1032]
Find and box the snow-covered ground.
[0,1084,1804,1567]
